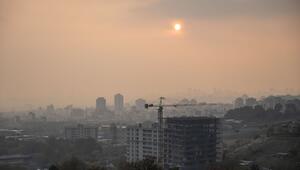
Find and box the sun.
[174,23,182,31]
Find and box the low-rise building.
[65,124,98,140]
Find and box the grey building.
[96,97,107,113]
[65,124,98,140]
[135,98,146,111]
[163,117,222,170]
[234,97,244,108]
[70,108,85,120]
[114,93,124,112]
[245,97,257,107]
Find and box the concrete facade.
[65,124,98,140]
[126,122,158,162]
[126,117,222,170]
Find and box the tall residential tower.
[96,97,106,113]
[114,93,124,112]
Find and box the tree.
[285,103,297,114]
[169,167,179,170]
[87,165,106,170]
[120,158,162,170]
[60,156,86,170]
[250,163,260,170]
[49,165,59,170]
[254,105,265,114]
[49,158,108,170]
[274,103,283,112]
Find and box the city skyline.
[1,89,300,111]
[0,1,299,170]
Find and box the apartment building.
[65,124,98,140]
[126,122,158,162]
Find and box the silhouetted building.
[179,98,190,104]
[135,98,146,111]
[65,124,98,140]
[190,99,198,104]
[70,108,85,120]
[234,97,244,108]
[163,117,222,170]
[28,112,36,120]
[261,96,283,109]
[245,97,257,107]
[96,97,106,113]
[46,104,55,114]
[114,93,124,112]
[110,123,118,144]
[15,116,21,123]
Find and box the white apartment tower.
[126,122,158,162]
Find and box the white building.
[126,122,158,162]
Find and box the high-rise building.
[126,122,158,162]
[96,97,106,113]
[135,98,146,111]
[163,117,222,170]
[126,117,222,170]
[114,93,124,112]
[65,124,98,140]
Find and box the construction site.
[163,117,222,170]
[126,97,223,170]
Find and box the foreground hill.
[224,120,300,170]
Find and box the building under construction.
[163,116,222,170]
[126,116,222,170]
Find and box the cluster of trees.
[48,157,163,170]
[48,157,106,170]
[225,102,300,122]
[207,160,261,170]
[0,164,27,170]
[118,158,163,170]
[0,137,102,163]
[0,137,125,169]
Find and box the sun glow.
[174,23,182,31]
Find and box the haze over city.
[1,0,300,110]
[1,1,300,170]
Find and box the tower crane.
[145,97,215,165]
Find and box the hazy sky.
[0,0,300,109]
